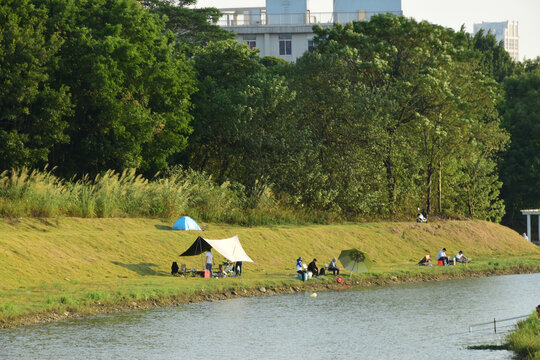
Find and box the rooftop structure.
[216,0,402,61]
[520,209,540,242]
[473,21,519,62]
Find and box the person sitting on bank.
[307,258,319,276]
[437,248,449,265]
[536,304,540,317]
[328,257,340,275]
[417,254,432,266]
[455,250,469,264]
[296,257,307,281]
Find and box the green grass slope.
[0,217,539,324]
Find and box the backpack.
[171,261,179,275]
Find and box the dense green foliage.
[0,1,531,223]
[1,0,197,176]
[506,313,540,359]
[499,63,540,228]
[0,0,71,169]
[287,17,508,219]
[141,0,233,49]
[186,40,297,200]
[468,28,517,82]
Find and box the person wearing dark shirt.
[307,258,319,276]
[235,261,243,276]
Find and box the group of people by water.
[418,248,471,266]
[296,257,340,281]
[171,248,243,278]
[205,249,243,277]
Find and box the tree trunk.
[466,186,474,217]
[384,150,397,214]
[437,160,442,213]
[426,162,432,213]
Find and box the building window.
[243,36,256,49]
[279,34,292,55]
[308,39,316,53]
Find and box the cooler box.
[203,270,210,278]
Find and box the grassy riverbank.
[0,217,539,328]
[507,314,540,359]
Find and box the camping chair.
[224,261,235,275]
[217,261,235,277]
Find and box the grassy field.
[0,217,539,326]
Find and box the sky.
[194,0,540,61]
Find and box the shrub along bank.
[0,217,539,328]
[507,313,540,359]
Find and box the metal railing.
[216,10,403,27]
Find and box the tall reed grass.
[0,167,322,225]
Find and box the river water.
[1,273,539,360]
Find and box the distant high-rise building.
[473,21,519,62]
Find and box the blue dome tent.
[172,216,202,231]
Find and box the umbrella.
[338,248,372,276]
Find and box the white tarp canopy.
[179,235,254,263]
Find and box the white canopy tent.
[203,235,253,262]
[179,235,254,263]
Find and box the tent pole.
[198,238,204,271]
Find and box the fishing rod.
[468,314,530,333]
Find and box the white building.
[473,21,519,62]
[217,0,402,62]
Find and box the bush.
[507,313,540,359]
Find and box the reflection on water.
[1,273,539,360]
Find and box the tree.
[312,16,462,214]
[33,0,196,177]
[500,69,540,227]
[300,14,508,218]
[186,40,263,182]
[468,29,517,83]
[234,71,296,197]
[0,0,71,170]
[185,40,299,200]
[141,0,232,50]
[416,58,506,217]
[287,51,385,214]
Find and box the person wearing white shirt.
[205,249,214,277]
[455,250,469,263]
[437,248,448,265]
